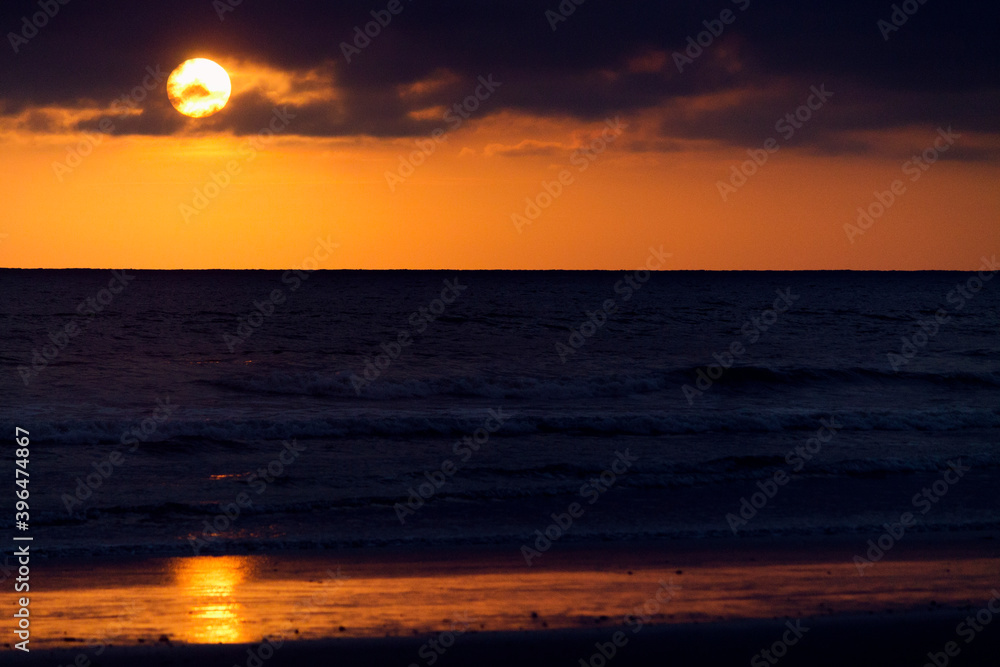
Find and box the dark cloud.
[22,108,57,132]
[1,0,997,150]
[181,84,212,100]
[658,82,1000,146]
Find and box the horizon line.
[0,267,990,272]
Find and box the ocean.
[2,269,997,558]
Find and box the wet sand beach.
[14,535,999,665]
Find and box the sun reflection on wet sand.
[170,555,255,644]
[26,550,999,649]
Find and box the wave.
[17,455,1000,529]
[11,452,999,532]
[15,517,1000,560]
[18,404,1000,446]
[198,365,1000,401]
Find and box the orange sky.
[2,60,998,270]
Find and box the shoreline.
[12,532,998,653]
[24,527,1000,565]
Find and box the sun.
[167,58,232,118]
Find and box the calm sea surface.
[1,269,997,556]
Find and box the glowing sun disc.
[167,58,232,118]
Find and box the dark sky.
[1,0,997,153]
